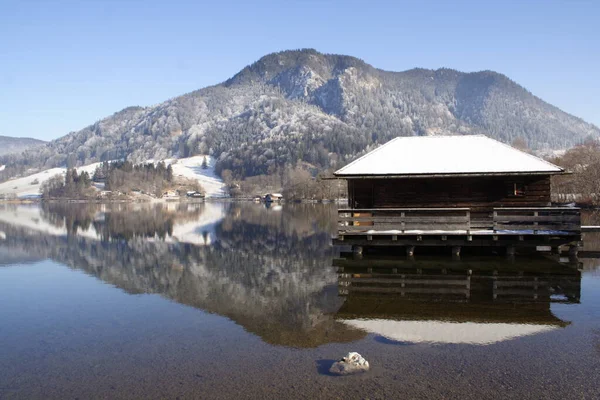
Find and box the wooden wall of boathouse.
[347,176,552,212]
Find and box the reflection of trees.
[94,211,174,241]
[41,203,94,236]
[0,203,365,348]
[38,202,339,244]
[220,203,338,239]
[40,202,205,240]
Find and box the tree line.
[93,160,174,196]
[41,169,93,199]
[550,139,600,205]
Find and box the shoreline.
[0,197,350,205]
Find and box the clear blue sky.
[1,0,598,141]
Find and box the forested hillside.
[2,49,598,181]
[0,135,45,156]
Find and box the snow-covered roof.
[334,135,563,177]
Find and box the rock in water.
[329,352,370,376]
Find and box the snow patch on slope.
[0,156,227,199]
[165,155,228,198]
[0,163,103,199]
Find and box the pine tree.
[201,157,208,169]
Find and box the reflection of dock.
[334,255,581,304]
[333,255,581,343]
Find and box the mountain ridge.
[0,135,46,157]
[1,48,598,180]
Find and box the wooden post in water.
[506,245,516,262]
[452,246,461,260]
[353,245,363,258]
[568,244,579,258]
[506,245,516,256]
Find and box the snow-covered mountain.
[2,49,598,181]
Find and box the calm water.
[0,202,599,399]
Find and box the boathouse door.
[349,180,374,209]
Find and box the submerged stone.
[329,352,370,376]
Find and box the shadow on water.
[315,359,339,376]
[373,336,412,346]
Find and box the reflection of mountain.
[1,203,586,347]
[0,203,365,348]
[0,202,221,242]
[334,255,581,345]
[0,247,44,266]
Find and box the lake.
[0,202,599,399]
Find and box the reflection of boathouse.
[333,136,582,257]
[333,254,581,344]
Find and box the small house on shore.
[162,190,179,199]
[186,190,205,199]
[333,135,581,257]
[264,193,283,203]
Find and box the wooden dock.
[334,207,582,257]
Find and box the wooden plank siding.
[348,176,552,212]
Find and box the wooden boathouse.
[333,135,581,257]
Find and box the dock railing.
[338,208,471,233]
[338,207,581,235]
[492,207,581,234]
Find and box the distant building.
[186,190,205,198]
[162,190,179,198]
[264,193,283,203]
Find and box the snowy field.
[0,163,102,199]
[0,156,228,199]
[165,155,228,198]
